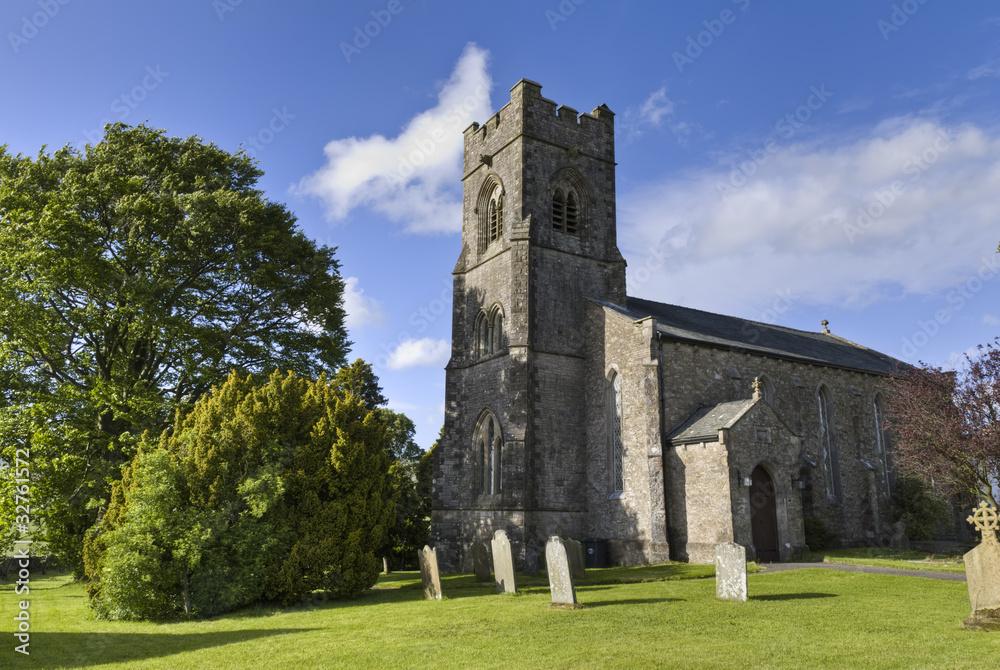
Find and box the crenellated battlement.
[463,79,614,178]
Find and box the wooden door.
[750,465,780,562]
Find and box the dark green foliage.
[84,370,396,620]
[804,515,839,551]
[890,475,951,541]
[0,124,348,574]
[333,359,387,410]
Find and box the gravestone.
[565,538,585,581]
[715,542,748,602]
[382,557,390,574]
[471,541,491,582]
[889,520,910,551]
[545,536,579,608]
[417,545,442,600]
[492,530,517,594]
[963,502,1000,631]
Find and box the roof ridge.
[626,295,841,341]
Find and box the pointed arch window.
[489,189,503,243]
[873,394,891,496]
[608,371,624,494]
[817,385,841,500]
[476,413,503,494]
[758,374,775,407]
[474,305,505,358]
[477,178,504,254]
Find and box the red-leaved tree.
[883,339,1000,509]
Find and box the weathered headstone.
[382,556,390,574]
[565,538,585,581]
[471,540,491,582]
[715,542,748,602]
[492,530,517,594]
[417,545,442,600]
[546,536,579,608]
[889,520,910,551]
[963,502,1000,631]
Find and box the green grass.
[803,548,967,574]
[3,565,996,669]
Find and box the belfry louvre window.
[609,372,624,493]
[551,188,580,235]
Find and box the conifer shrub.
[84,370,397,620]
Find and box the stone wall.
[583,303,670,565]
[659,339,893,549]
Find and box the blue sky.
[3,1,999,449]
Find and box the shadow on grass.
[750,593,837,601]
[25,629,309,668]
[582,597,684,608]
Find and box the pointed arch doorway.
[750,464,780,562]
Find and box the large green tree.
[84,370,396,620]
[0,124,348,573]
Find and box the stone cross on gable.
[968,501,999,543]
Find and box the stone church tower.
[434,79,909,572]
[432,79,625,571]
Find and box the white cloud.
[619,118,1000,316]
[984,314,1000,326]
[619,86,694,143]
[297,44,492,233]
[342,276,386,330]
[638,87,674,126]
[967,59,1000,80]
[386,338,451,370]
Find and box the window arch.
[817,384,841,500]
[873,393,891,496]
[474,304,505,358]
[608,370,624,494]
[476,176,504,254]
[475,411,503,495]
[757,373,775,407]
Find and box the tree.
[883,339,1000,509]
[84,370,396,620]
[381,418,435,567]
[332,359,387,410]
[0,124,348,574]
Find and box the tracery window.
[758,374,775,407]
[476,413,503,494]
[477,178,504,254]
[474,305,505,358]
[609,371,624,494]
[817,385,841,500]
[488,188,503,243]
[873,394,891,496]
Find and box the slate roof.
[667,400,755,444]
[599,296,902,375]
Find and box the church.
[431,79,900,571]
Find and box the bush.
[890,475,950,541]
[84,370,397,620]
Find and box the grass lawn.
[3,564,997,669]
[803,548,967,574]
